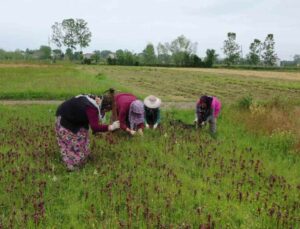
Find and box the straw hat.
[144,95,161,109]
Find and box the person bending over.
[55,94,119,171]
[195,95,221,134]
[144,95,161,129]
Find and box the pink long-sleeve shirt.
[86,106,109,133]
[115,93,144,130]
[211,97,221,118]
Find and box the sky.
[0,0,299,60]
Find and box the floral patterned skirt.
[55,116,90,170]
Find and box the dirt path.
[0,63,54,68]
[0,100,195,109]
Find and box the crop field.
[0,63,299,228]
[0,105,299,228]
[81,65,300,104]
[1,63,300,105]
[0,64,123,99]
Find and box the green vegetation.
[0,65,125,99]
[0,64,299,227]
[1,64,299,104]
[82,65,300,104]
[0,105,299,228]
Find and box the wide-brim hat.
[144,95,161,109]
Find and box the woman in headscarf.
[114,93,145,136]
[55,93,120,171]
[144,95,161,129]
[195,95,221,134]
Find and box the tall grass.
[236,96,300,153]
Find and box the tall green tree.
[223,32,240,65]
[51,18,92,51]
[169,35,197,66]
[262,34,277,66]
[204,49,218,67]
[247,39,262,65]
[157,42,171,65]
[51,22,64,48]
[75,19,92,51]
[142,43,156,65]
[61,19,77,50]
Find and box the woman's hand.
[126,128,136,136]
[108,121,120,131]
[130,130,136,135]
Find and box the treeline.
[0,35,218,67]
[107,35,218,67]
[0,46,53,61]
[1,16,299,68]
[0,46,81,62]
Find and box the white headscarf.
[75,94,104,121]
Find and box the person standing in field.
[195,95,221,134]
[144,95,161,129]
[55,93,120,171]
[113,92,145,136]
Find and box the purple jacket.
[115,93,144,130]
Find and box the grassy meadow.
[1,63,300,104]
[0,105,299,228]
[0,64,125,99]
[0,63,299,228]
[80,65,300,104]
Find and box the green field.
[0,65,124,99]
[81,65,300,104]
[0,64,299,228]
[0,105,299,228]
[1,64,300,105]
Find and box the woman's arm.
[86,107,109,133]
